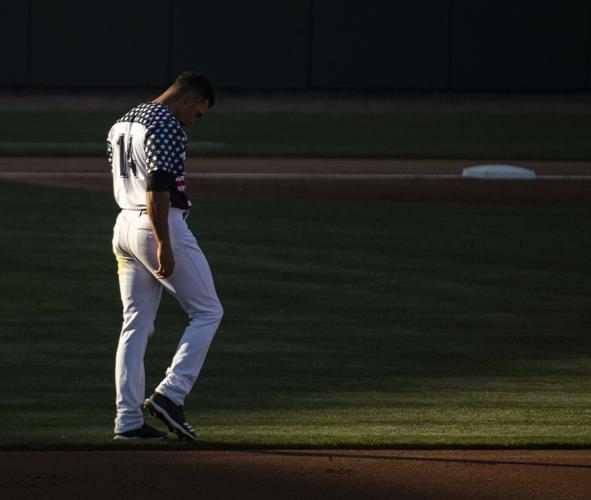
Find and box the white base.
[463,164,536,180]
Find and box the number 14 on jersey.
[111,134,138,178]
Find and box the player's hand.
[155,242,175,279]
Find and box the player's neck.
[152,92,181,120]
[152,91,174,108]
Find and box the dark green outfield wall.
[450,0,589,89]
[2,0,590,89]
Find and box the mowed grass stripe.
[3,111,591,160]
[0,182,590,448]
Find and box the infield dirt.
[1,449,590,499]
[2,156,591,205]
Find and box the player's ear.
[183,94,198,106]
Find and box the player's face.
[180,96,210,127]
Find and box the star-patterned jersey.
[107,102,191,210]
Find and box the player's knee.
[120,315,155,339]
[204,298,223,325]
[186,297,223,323]
[212,299,224,323]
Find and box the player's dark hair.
[173,71,215,108]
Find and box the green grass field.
[2,110,591,160]
[1,182,590,449]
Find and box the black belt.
[138,209,189,220]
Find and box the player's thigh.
[116,244,163,317]
[165,221,221,315]
[121,261,162,310]
[131,215,161,272]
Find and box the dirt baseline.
[2,157,591,205]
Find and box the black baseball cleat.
[144,392,196,440]
[113,423,168,440]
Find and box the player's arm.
[146,172,174,279]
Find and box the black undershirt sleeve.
[146,170,174,192]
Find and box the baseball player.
[107,71,223,440]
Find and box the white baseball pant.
[112,208,223,434]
